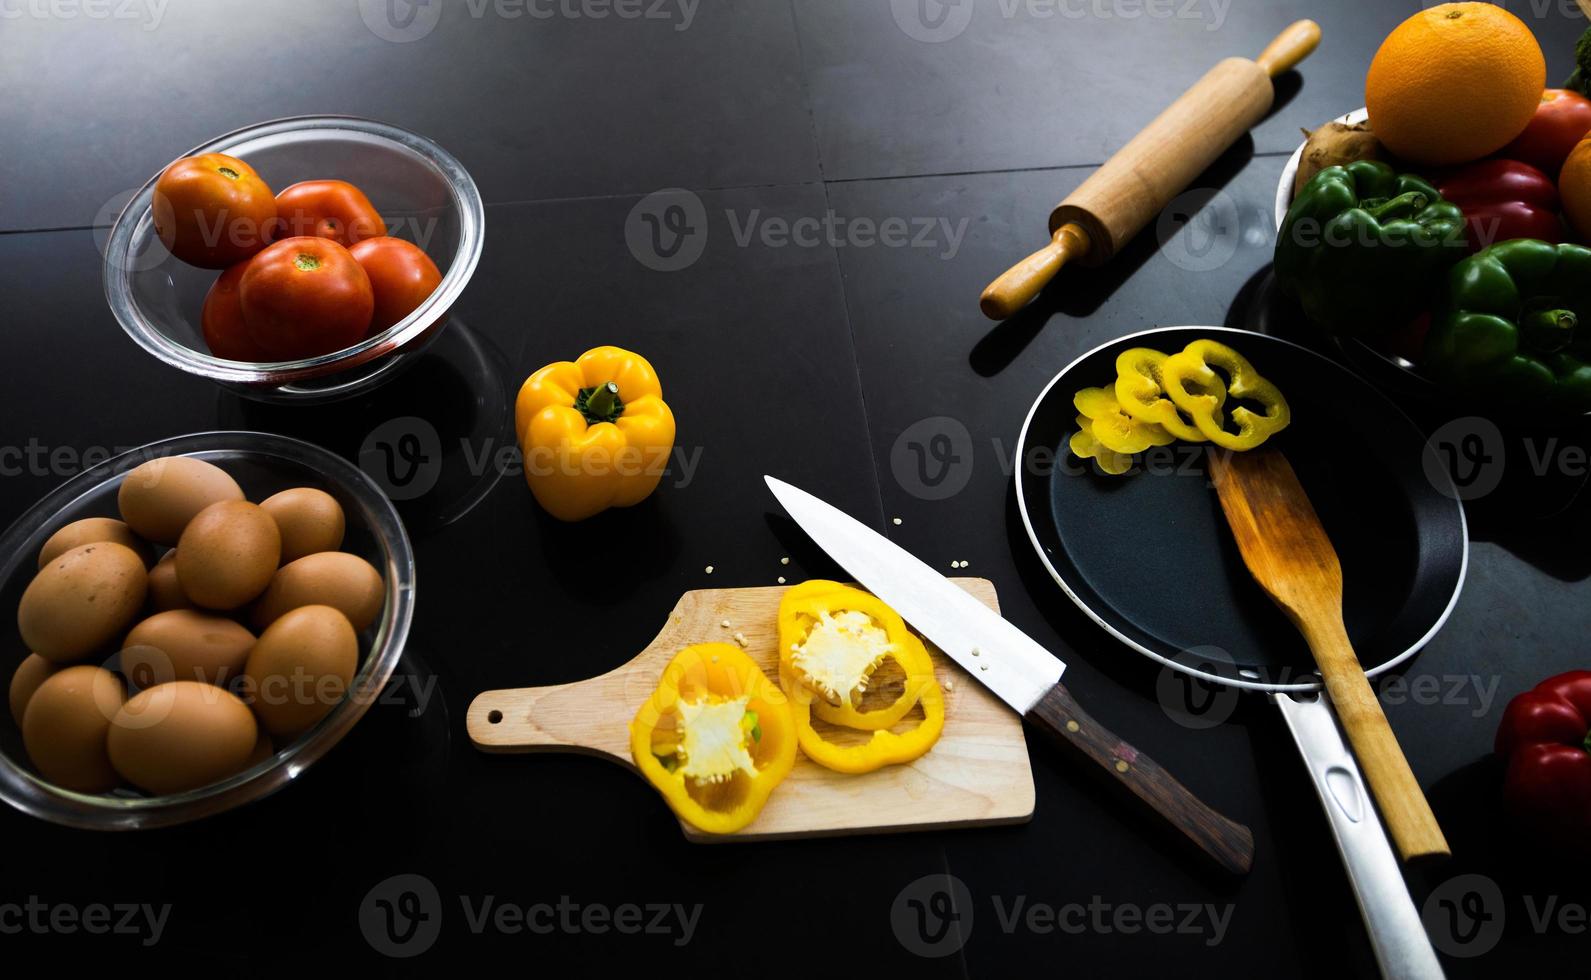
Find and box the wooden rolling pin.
[980,20,1321,320]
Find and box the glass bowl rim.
[0,430,416,829]
[102,114,485,386]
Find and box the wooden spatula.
[1208,449,1450,862]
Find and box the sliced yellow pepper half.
[1073,386,1174,454]
[1113,347,1218,443]
[629,643,797,834]
[1161,339,1291,451]
[777,581,944,774]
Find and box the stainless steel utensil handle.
[1272,693,1445,980]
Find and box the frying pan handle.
[1273,693,1446,980]
[1029,682,1254,875]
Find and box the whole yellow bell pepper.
[629,643,797,834]
[514,346,676,521]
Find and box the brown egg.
[107,681,256,794]
[38,518,153,570]
[117,456,244,545]
[243,604,357,738]
[19,542,148,662]
[244,724,274,768]
[9,653,59,725]
[175,501,281,610]
[260,488,345,564]
[146,551,192,612]
[122,610,256,688]
[251,552,384,633]
[22,665,125,792]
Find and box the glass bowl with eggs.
[101,116,485,404]
[0,431,415,829]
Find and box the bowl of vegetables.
[103,116,485,404]
[1271,8,1591,423]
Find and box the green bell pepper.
[1424,239,1591,415]
[1275,161,1467,338]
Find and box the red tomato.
[239,237,374,360]
[271,180,386,247]
[348,237,443,332]
[152,153,276,268]
[1499,90,1591,178]
[201,261,272,361]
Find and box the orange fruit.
[1365,3,1545,166]
[1561,137,1591,240]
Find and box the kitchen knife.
[766,476,1255,875]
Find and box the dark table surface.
[3,1,1589,975]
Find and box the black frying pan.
[1016,325,1467,691]
[1014,325,1465,978]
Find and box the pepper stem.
[1523,308,1577,353]
[1362,190,1429,222]
[1584,729,1591,755]
[577,381,623,424]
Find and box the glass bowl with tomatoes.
[102,116,484,404]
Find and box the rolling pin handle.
[1254,19,1321,78]
[978,222,1091,321]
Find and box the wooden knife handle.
[1298,613,1451,862]
[1029,682,1254,875]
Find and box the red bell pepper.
[1495,670,1591,852]
[1435,160,1564,251]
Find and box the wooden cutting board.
[467,579,1034,841]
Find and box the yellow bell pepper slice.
[515,346,676,521]
[778,580,936,732]
[629,643,797,834]
[777,581,945,774]
[1073,387,1174,454]
[1113,347,1218,443]
[1161,339,1291,451]
[1068,418,1135,476]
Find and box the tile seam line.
[787,0,895,547]
[0,150,1300,235]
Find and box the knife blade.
[766,476,1255,875]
